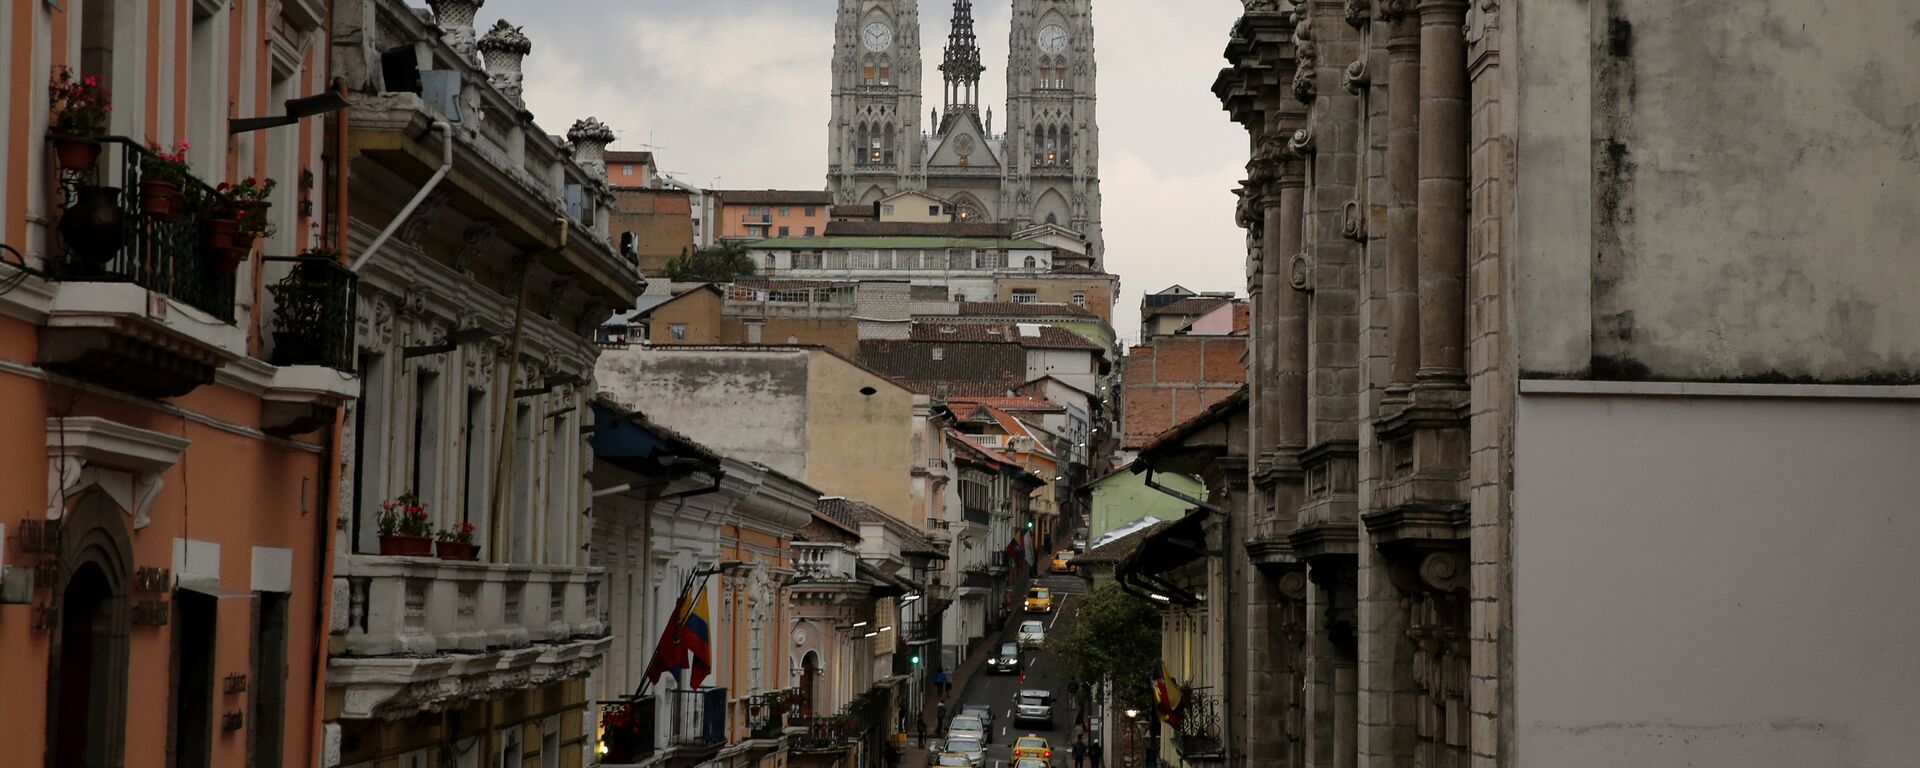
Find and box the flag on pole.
[643,586,692,687]
[684,578,715,689]
[1151,661,1186,729]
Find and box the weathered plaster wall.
[1517,0,1920,382]
[1514,390,1920,765]
[803,353,919,522]
[595,347,812,477]
[1087,469,1199,542]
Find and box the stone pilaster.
[1415,0,1469,389]
[1464,2,1508,765]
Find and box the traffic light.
[911,654,923,666]
[1025,520,1034,530]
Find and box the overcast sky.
[478,0,1248,342]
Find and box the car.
[1023,586,1055,613]
[989,642,1023,675]
[1018,620,1046,647]
[947,714,987,745]
[1014,689,1055,728]
[931,752,970,768]
[959,703,995,732]
[1050,550,1077,574]
[1014,759,1050,768]
[1071,536,1087,552]
[944,735,986,767]
[1012,735,1053,762]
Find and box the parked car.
[1014,759,1050,768]
[1014,689,1055,728]
[931,752,970,768]
[989,642,1023,675]
[1024,587,1054,613]
[1018,620,1046,647]
[1050,550,1077,574]
[960,703,995,742]
[1013,735,1054,761]
[945,735,986,767]
[947,714,987,745]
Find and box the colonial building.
[1218,0,1920,766]
[323,0,640,764]
[0,0,348,764]
[827,0,1106,265]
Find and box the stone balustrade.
[337,554,604,658]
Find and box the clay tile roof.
[824,221,1016,238]
[1145,296,1232,319]
[906,323,1100,351]
[715,189,835,205]
[816,497,866,531]
[831,204,876,217]
[945,396,1065,413]
[955,301,1096,319]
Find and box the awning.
[589,400,721,476]
[1125,508,1211,577]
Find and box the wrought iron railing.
[788,691,885,752]
[747,689,799,740]
[265,256,358,371]
[1172,688,1224,760]
[599,696,657,764]
[53,136,235,322]
[665,687,727,749]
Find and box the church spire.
[940,0,984,113]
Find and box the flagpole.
[636,567,704,698]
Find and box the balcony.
[793,543,860,581]
[599,696,658,765]
[259,255,360,436]
[328,554,609,719]
[39,137,243,398]
[660,687,727,767]
[1173,689,1226,765]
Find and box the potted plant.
[434,521,480,561]
[267,249,340,366]
[139,141,190,222]
[211,177,274,273]
[375,492,434,556]
[48,66,111,171]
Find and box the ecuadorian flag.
[683,580,714,689]
[1152,661,1185,729]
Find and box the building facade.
[715,190,834,243]
[827,0,1106,265]
[0,0,348,764]
[1219,0,1920,766]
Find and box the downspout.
[349,120,452,272]
[309,36,350,765]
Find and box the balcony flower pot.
[51,135,102,171]
[138,179,182,221]
[205,213,239,251]
[377,534,433,557]
[434,540,481,561]
[57,185,125,268]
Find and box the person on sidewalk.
[937,701,947,731]
[1072,736,1088,768]
[1087,739,1103,768]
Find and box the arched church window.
[1033,126,1046,167]
[879,55,892,86]
[1024,255,1037,268]
[1038,56,1053,87]
[869,123,884,165]
[1046,213,1058,225]
[1046,126,1060,166]
[863,54,876,85]
[883,124,896,165]
[855,123,870,165]
[1061,127,1072,166]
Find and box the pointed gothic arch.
[1034,188,1071,229]
[883,123,897,166]
[949,192,990,222]
[878,54,892,85]
[859,186,887,205]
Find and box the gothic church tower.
[828,0,924,202]
[1005,0,1103,263]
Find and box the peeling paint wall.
[595,347,812,477]
[1514,391,1920,765]
[803,354,919,523]
[1518,0,1920,382]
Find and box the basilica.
[827,0,1106,266]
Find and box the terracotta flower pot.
[52,136,101,172]
[139,180,181,221]
[377,534,433,557]
[434,540,481,561]
[205,216,239,251]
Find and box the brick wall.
[1121,335,1248,446]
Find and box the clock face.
[1038,24,1069,54]
[863,22,894,52]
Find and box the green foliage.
[665,242,758,282]
[1044,583,1162,713]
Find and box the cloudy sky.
[478,0,1248,341]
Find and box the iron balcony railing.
[666,687,728,749]
[265,256,358,371]
[54,136,235,322]
[1173,688,1225,760]
[598,696,658,764]
[747,689,800,741]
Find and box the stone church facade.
[828,0,1106,266]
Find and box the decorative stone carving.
[1466,0,1500,45]
[1342,199,1367,241]
[1287,126,1316,157]
[1345,0,1372,28]
[45,417,190,530]
[454,221,498,274]
[1289,251,1314,291]
[426,0,485,60]
[478,19,532,106]
[394,187,451,252]
[1375,0,1415,21]
[1292,39,1318,103]
[1343,59,1370,94]
[566,117,617,178]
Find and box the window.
[805,206,817,216]
[498,727,522,768]
[463,389,488,538]
[863,54,877,85]
[510,405,534,563]
[250,592,290,767]
[189,4,223,181]
[1013,290,1038,304]
[353,353,390,553]
[804,226,817,236]
[622,165,634,176]
[171,590,218,767]
[878,55,893,85]
[670,324,688,341]
[411,370,441,519]
[1024,255,1038,269]
[882,204,895,216]
[796,252,825,269]
[541,717,560,768]
[1072,293,1087,307]
[778,226,790,237]
[930,205,942,216]
[780,207,791,217]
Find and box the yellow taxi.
[1012,735,1053,762]
[1050,550,1077,575]
[1022,586,1054,614]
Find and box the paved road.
[940,572,1089,768]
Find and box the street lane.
[941,573,1089,768]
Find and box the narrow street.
[935,572,1088,768]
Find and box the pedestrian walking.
[937,700,948,730]
[1088,739,1103,768]
[1072,736,1088,768]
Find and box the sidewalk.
[900,630,1003,766]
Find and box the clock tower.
[828,0,923,205]
[1006,0,1103,263]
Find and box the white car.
[1014,689,1055,727]
[1018,619,1046,647]
[944,735,986,767]
[947,714,987,744]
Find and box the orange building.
[715,190,834,242]
[0,1,350,766]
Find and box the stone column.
[1415,0,1469,387]
[1272,144,1309,459]
[1383,4,1422,395]
[478,20,533,109]
[426,0,485,61]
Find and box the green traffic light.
[911,654,922,665]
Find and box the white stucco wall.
[1514,386,1920,766]
[596,347,811,477]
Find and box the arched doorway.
[47,491,132,768]
[800,651,821,717]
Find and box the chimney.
[567,117,617,177]
[478,19,533,107]
[426,0,485,60]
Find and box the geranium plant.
[376,492,433,538]
[49,66,111,138]
[435,521,476,544]
[141,141,191,185]
[218,176,277,239]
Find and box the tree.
[665,242,758,282]
[1045,583,1162,713]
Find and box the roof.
[831,204,875,217]
[954,301,1095,319]
[605,150,654,164]
[1073,517,1171,566]
[635,283,724,316]
[822,498,946,558]
[825,221,1016,238]
[750,236,1055,251]
[610,342,916,395]
[946,396,1065,413]
[909,323,1101,351]
[1047,264,1109,276]
[1145,296,1232,319]
[947,430,1024,472]
[1137,385,1250,457]
[588,398,723,474]
[715,189,835,205]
